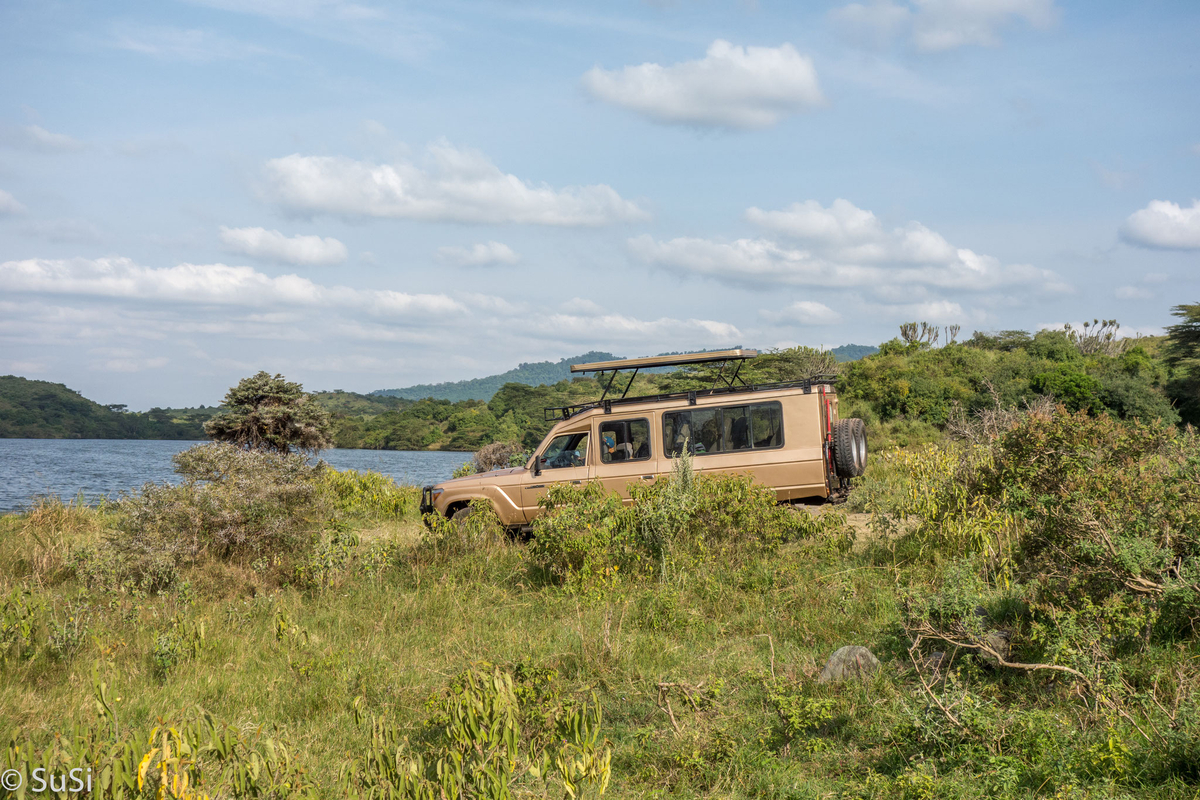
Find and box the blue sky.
[1,0,1198,409]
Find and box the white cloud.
[582,40,824,129]
[630,198,1066,298]
[0,257,462,318]
[537,312,741,346]
[0,124,84,153]
[262,141,647,226]
[1115,285,1153,300]
[436,241,520,267]
[831,0,1058,52]
[111,25,278,61]
[0,189,25,216]
[761,301,842,325]
[1120,199,1200,250]
[219,226,348,266]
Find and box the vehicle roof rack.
[544,348,845,422]
[558,349,760,416]
[569,348,758,374]
[542,369,840,423]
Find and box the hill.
[372,351,618,402]
[0,376,204,439]
[830,343,878,362]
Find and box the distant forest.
[0,376,205,440]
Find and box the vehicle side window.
[599,419,651,463]
[750,402,783,448]
[666,402,783,456]
[692,407,721,454]
[724,406,751,451]
[538,432,589,470]
[663,411,691,457]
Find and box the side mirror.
[532,457,541,477]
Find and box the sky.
[1,0,1198,409]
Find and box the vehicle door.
[520,428,592,521]
[593,416,656,501]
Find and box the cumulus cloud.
[831,0,1058,52]
[262,141,647,226]
[0,124,84,153]
[0,189,25,216]
[436,241,520,267]
[761,300,842,325]
[0,257,462,318]
[1120,199,1200,250]
[582,40,824,129]
[629,198,1067,299]
[219,226,348,266]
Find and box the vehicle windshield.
[537,432,589,470]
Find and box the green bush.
[342,667,611,800]
[317,467,415,518]
[874,406,1200,685]
[89,444,329,590]
[529,453,845,587]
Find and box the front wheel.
[832,418,867,478]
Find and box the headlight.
[432,488,444,499]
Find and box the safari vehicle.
[419,349,867,527]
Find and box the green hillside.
[0,376,204,440]
[372,351,617,402]
[830,343,879,362]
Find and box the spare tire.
[833,418,867,478]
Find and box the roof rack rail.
[569,349,758,374]
[542,374,839,422]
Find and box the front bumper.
[419,485,436,516]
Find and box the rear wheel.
[833,418,867,478]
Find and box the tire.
[451,505,474,522]
[833,418,867,478]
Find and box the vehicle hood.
[434,466,524,489]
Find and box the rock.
[819,645,881,683]
[977,630,1012,668]
[923,651,946,674]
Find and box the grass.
[2,433,1199,799]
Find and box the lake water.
[0,439,474,514]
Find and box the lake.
[0,439,474,514]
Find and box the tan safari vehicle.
[419,349,867,528]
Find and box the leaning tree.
[203,371,333,454]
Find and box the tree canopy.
[203,372,333,454]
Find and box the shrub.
[75,444,329,591]
[876,405,1200,684]
[343,667,611,800]
[529,452,844,587]
[419,499,508,561]
[0,586,43,661]
[474,441,525,473]
[318,467,415,518]
[151,615,206,677]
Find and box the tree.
[1165,303,1200,425]
[204,372,333,453]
